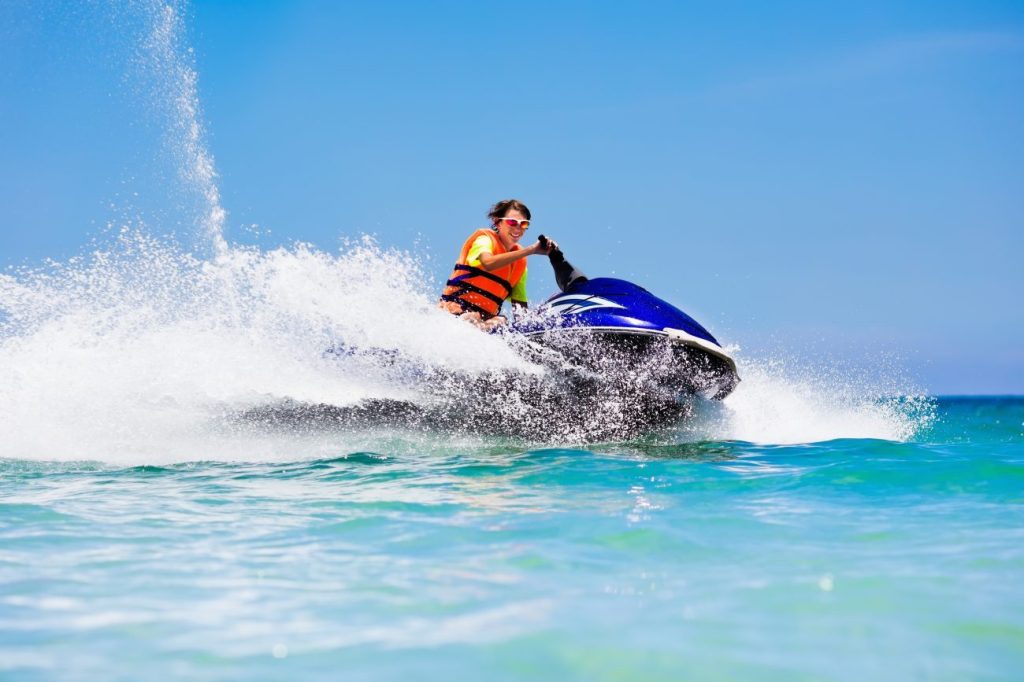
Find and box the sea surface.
[2,397,1022,681]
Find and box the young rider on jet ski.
[439,199,558,330]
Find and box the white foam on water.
[0,232,532,464]
[681,353,934,445]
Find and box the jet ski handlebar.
[537,234,587,292]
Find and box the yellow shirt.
[466,233,528,303]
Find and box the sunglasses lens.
[503,219,518,227]
[520,221,529,229]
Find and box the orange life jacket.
[440,229,526,318]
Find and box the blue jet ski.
[500,236,739,401]
[248,235,738,441]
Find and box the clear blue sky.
[2,1,1022,393]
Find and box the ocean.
[2,395,1022,680]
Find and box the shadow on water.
[233,378,701,447]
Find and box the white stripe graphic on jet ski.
[545,295,626,316]
[518,325,735,368]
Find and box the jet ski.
[244,235,737,441]
[500,235,739,401]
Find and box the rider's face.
[494,209,528,246]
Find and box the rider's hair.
[488,199,531,227]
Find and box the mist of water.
[131,0,226,253]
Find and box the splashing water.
[701,358,934,444]
[0,229,934,464]
[0,232,536,463]
[135,0,226,253]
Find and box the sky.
[1,0,1022,394]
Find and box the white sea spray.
[0,232,533,463]
[132,0,226,253]
[682,353,935,444]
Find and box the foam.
[680,353,935,445]
[0,232,535,463]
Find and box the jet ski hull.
[505,277,739,400]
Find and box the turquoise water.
[3,397,1022,681]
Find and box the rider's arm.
[478,247,533,271]
[478,239,553,272]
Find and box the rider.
[439,199,557,330]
